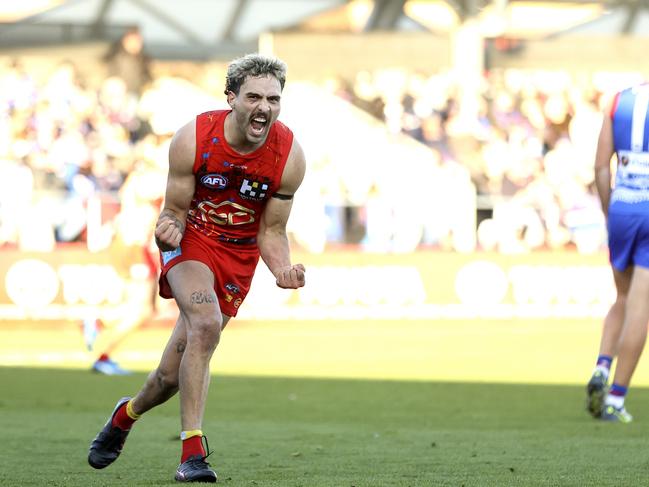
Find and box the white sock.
[604,394,625,409]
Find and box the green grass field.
[2,367,649,487]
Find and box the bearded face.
[227,75,282,150]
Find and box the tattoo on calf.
[190,290,216,304]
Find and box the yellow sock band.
[180,429,203,441]
[126,400,141,420]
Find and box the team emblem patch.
[239,178,269,200]
[200,173,228,190]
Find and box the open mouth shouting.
[249,113,268,137]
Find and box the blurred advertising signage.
[0,247,138,321]
[240,251,615,320]
[0,248,614,321]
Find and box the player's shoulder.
[169,118,197,166]
[196,109,228,121]
[283,136,306,185]
[288,136,304,163]
[607,82,648,116]
[272,118,293,142]
[171,118,196,145]
[273,118,291,132]
[268,119,295,160]
[602,89,624,119]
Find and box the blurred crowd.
[0,29,218,253]
[0,55,167,252]
[0,39,634,255]
[329,68,625,254]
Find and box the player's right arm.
[594,94,616,217]
[154,119,197,251]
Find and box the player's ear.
[227,91,236,108]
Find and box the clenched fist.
[155,212,184,251]
[274,264,306,289]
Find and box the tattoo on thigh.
[190,290,216,304]
[176,340,186,354]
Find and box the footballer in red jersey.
[157,108,295,316]
[88,54,306,483]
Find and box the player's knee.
[187,316,222,351]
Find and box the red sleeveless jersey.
[186,110,294,243]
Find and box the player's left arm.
[257,138,306,289]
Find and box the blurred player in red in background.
[87,53,306,483]
[586,82,649,423]
[84,154,165,375]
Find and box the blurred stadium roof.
[1,0,648,60]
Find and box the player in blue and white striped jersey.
[587,83,649,423]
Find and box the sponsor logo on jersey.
[224,161,248,171]
[225,283,240,294]
[196,200,255,226]
[161,247,182,265]
[239,178,269,201]
[200,173,228,190]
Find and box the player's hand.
[275,264,306,289]
[155,214,184,251]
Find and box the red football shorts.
[158,229,260,317]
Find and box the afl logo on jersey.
[200,173,228,190]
